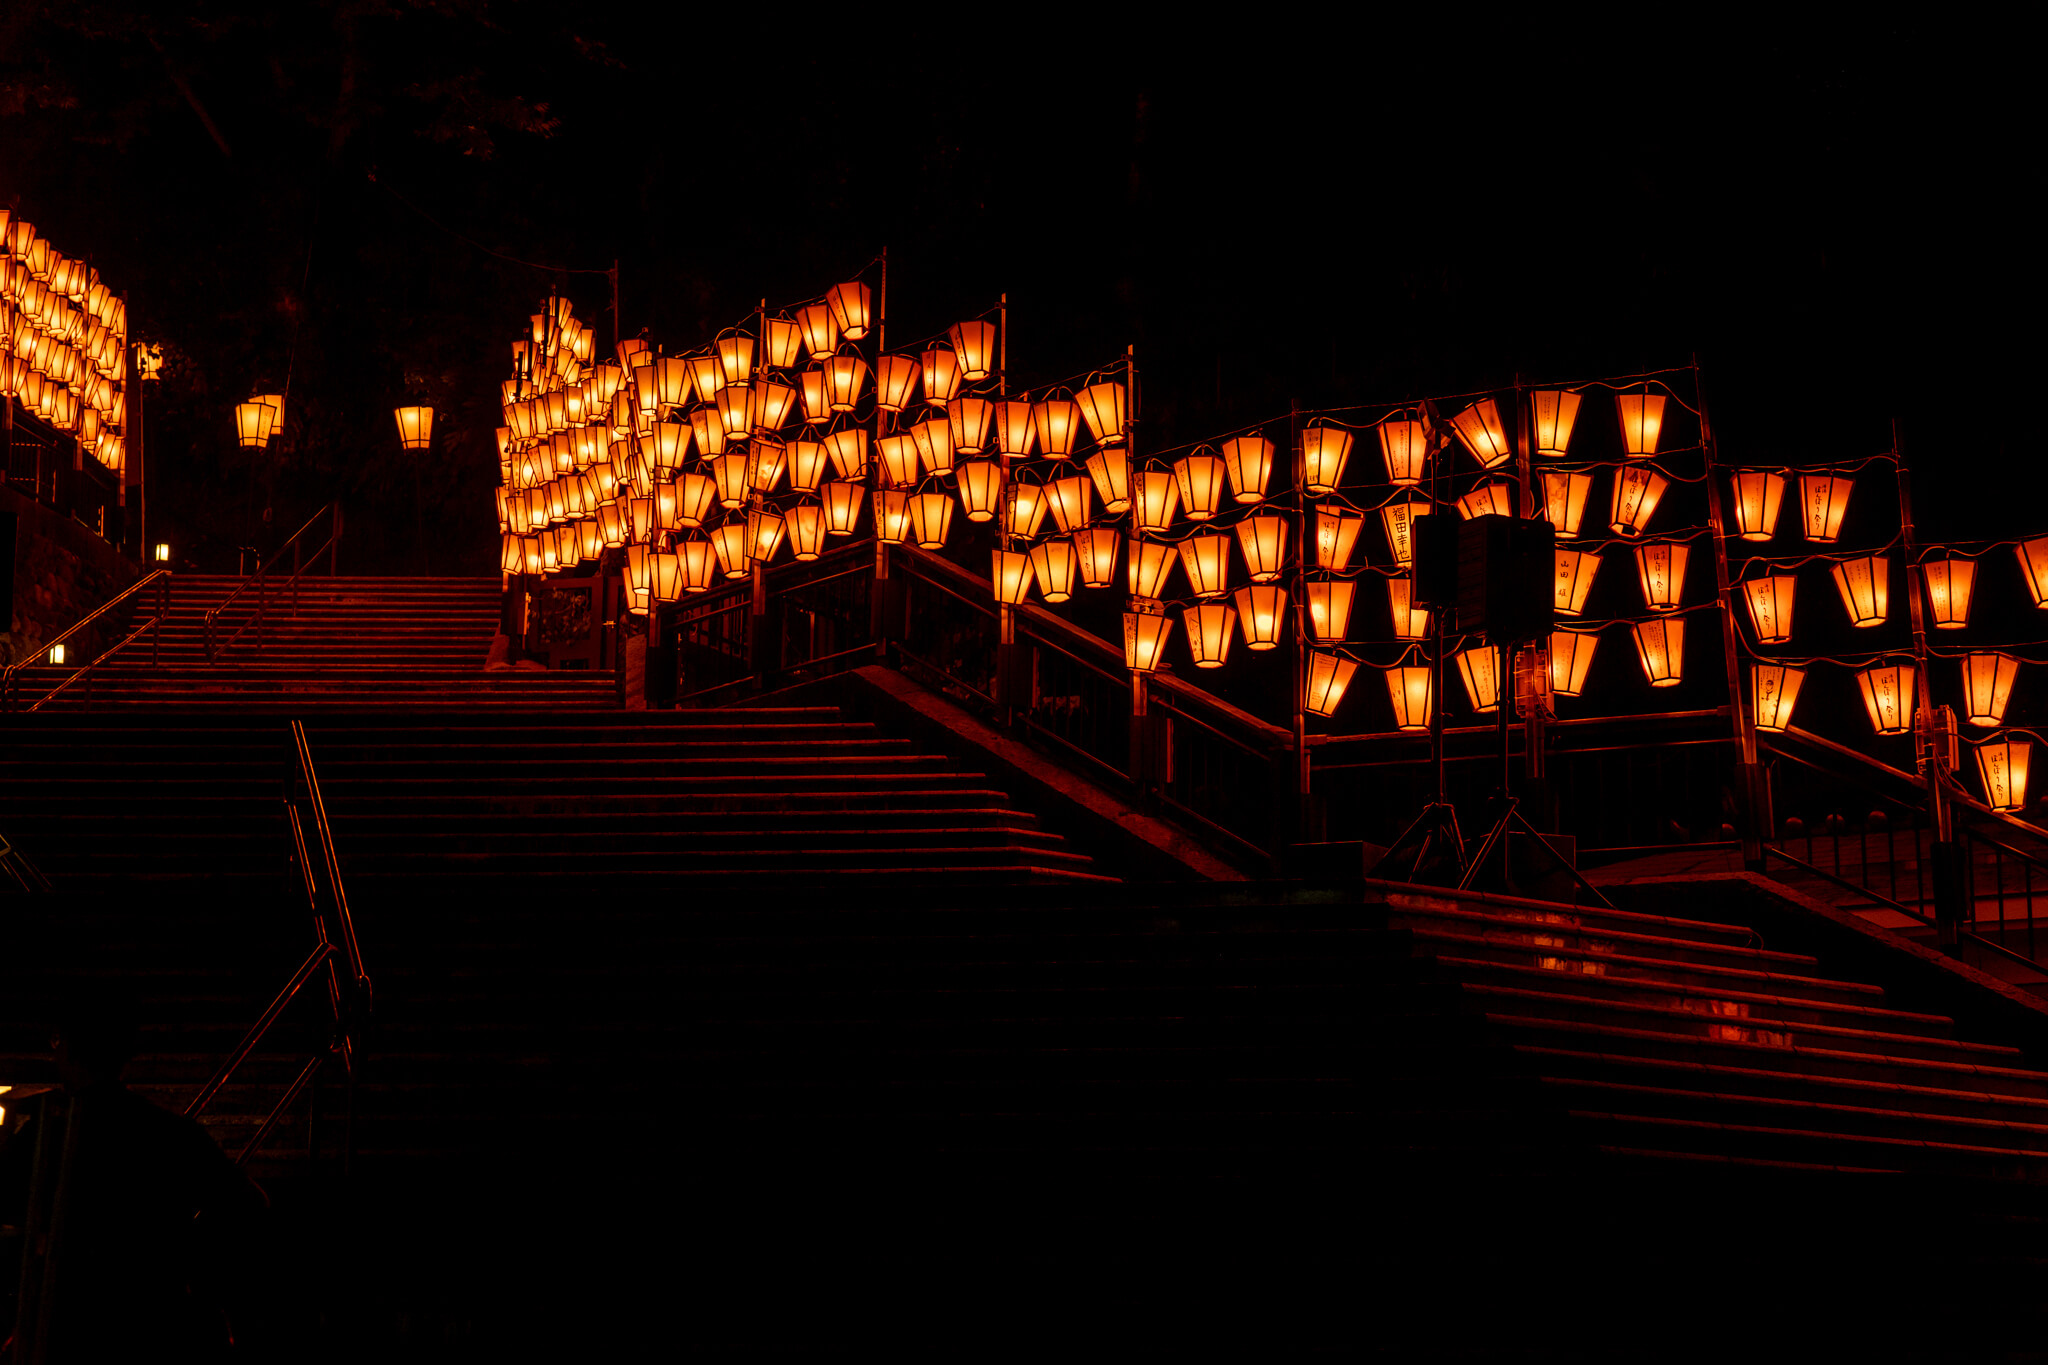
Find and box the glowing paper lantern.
[1752,664,1805,732]
[790,439,829,493]
[1551,631,1598,697]
[822,481,866,535]
[747,437,787,494]
[1532,391,1581,458]
[913,413,957,476]
[957,461,1003,522]
[1234,585,1288,650]
[1542,470,1593,537]
[1046,475,1093,533]
[796,302,838,357]
[878,434,920,487]
[1074,527,1120,588]
[1123,607,1173,673]
[948,396,994,455]
[992,549,1035,605]
[1961,652,2020,727]
[1977,738,2031,812]
[1031,538,1079,603]
[651,551,682,602]
[689,407,726,458]
[1857,664,1914,734]
[1301,426,1353,496]
[1378,419,1430,485]
[996,401,1036,458]
[1077,381,1127,446]
[1456,646,1501,712]
[875,354,921,412]
[909,490,954,549]
[949,320,996,381]
[1616,392,1666,457]
[1742,575,1798,643]
[1174,453,1227,521]
[709,523,752,578]
[2017,538,2048,609]
[712,452,751,509]
[827,281,873,339]
[919,347,960,405]
[250,393,285,444]
[1183,534,1232,599]
[1634,543,1688,611]
[394,406,434,451]
[680,538,718,592]
[1133,470,1179,533]
[1730,471,1786,541]
[763,317,804,369]
[1924,558,1976,628]
[688,355,724,403]
[1237,515,1288,582]
[1831,555,1889,628]
[1633,618,1684,687]
[1386,666,1433,731]
[1450,398,1511,468]
[1610,466,1668,537]
[789,504,827,560]
[1221,435,1274,504]
[717,333,755,389]
[877,489,913,545]
[1033,395,1080,456]
[1127,539,1179,599]
[1554,549,1600,617]
[1184,602,1237,669]
[746,506,787,563]
[1305,652,1360,717]
[1306,580,1355,644]
[1316,506,1365,572]
[1005,480,1048,539]
[1388,578,1430,640]
[825,353,869,412]
[237,401,278,449]
[677,472,718,528]
[1382,499,1432,567]
[1799,475,1854,543]
[1458,482,1515,520]
[1084,447,1131,514]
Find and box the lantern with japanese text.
[1977,738,2031,812]
[1305,652,1360,717]
[1924,558,1976,628]
[1633,618,1684,687]
[1831,555,1889,628]
[1961,652,2020,727]
[1386,666,1433,731]
[1532,390,1580,458]
[1301,426,1352,496]
[1752,664,1805,732]
[1554,549,1600,617]
[1856,664,1914,734]
[1634,543,1688,611]
[1730,471,1785,541]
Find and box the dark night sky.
[2,11,2036,572]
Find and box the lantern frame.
[1856,664,1915,735]
[1799,475,1854,543]
[1554,549,1600,617]
[1830,554,1889,628]
[1220,435,1273,504]
[1184,602,1237,669]
[1924,557,1976,629]
[1751,663,1806,732]
[1182,534,1232,599]
[1450,398,1511,468]
[1976,738,2032,813]
[1742,574,1798,644]
[1634,542,1688,612]
[1633,618,1685,687]
[1616,391,1666,458]
[1961,652,2020,727]
[1730,471,1786,542]
[1304,652,1360,717]
[1532,391,1581,458]
[1300,425,1353,497]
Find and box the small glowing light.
[154,543,170,563]
[48,643,66,666]
[1856,663,1914,735]
[1751,663,1805,732]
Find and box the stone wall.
[3,483,140,666]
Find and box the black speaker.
[1413,513,1553,645]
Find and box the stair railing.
[204,503,343,663]
[0,569,172,713]
[187,719,371,1170]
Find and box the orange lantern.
[1005,480,1048,539]
[688,406,726,458]
[394,405,434,451]
[1237,515,1288,582]
[1377,418,1430,485]
[1123,606,1173,673]
[1382,498,1431,567]
[823,429,868,481]
[995,400,1036,458]
[1077,381,1127,446]
[1306,580,1354,644]
[789,503,827,561]
[1386,665,1434,731]
[1856,663,1914,734]
[1976,738,2031,812]
[949,320,997,381]
[1075,527,1120,588]
[1924,557,1976,628]
[1961,652,2020,727]
[1532,391,1581,458]
[957,461,1003,523]
[1609,466,1668,537]
[1550,631,1598,697]
[1450,398,1511,468]
[688,354,724,404]
[650,551,681,602]
[1301,425,1352,496]
[1174,453,1227,522]
[1133,470,1179,534]
[1730,471,1786,541]
[1221,435,1274,504]
[1304,652,1360,717]
[1633,618,1684,687]
[948,396,994,455]
[909,490,954,549]
[1234,585,1287,650]
[2017,537,2048,609]
[790,439,829,493]
[763,317,804,369]
[677,471,718,528]
[1183,602,1237,670]
[822,480,866,535]
[876,354,921,412]
[825,353,868,412]
[711,452,750,509]
[1085,446,1131,514]
[680,538,718,592]
[1045,475,1093,533]
[878,434,920,488]
[913,412,956,476]
[717,333,755,389]
[236,400,278,449]
[1542,470,1593,537]
[1183,533,1232,599]
[1752,663,1805,732]
[1830,555,1889,628]
[1634,542,1688,611]
[877,489,913,545]
[992,549,1035,606]
[1458,482,1514,520]
[747,437,787,494]
[827,281,872,340]
[1032,395,1079,456]
[796,302,838,357]
[1030,538,1079,603]
[1455,645,1501,712]
[1388,577,1430,640]
[1316,506,1365,572]
[746,506,787,563]
[1742,574,1798,643]
[1616,391,1666,457]
[922,346,961,404]
[709,522,751,579]
[799,367,829,425]
[1799,475,1854,543]
[1554,549,1600,617]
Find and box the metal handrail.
[1,570,171,712]
[292,719,369,995]
[205,503,342,662]
[1762,841,2045,974]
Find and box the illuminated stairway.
[15,573,616,709]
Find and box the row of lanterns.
[0,209,128,474]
